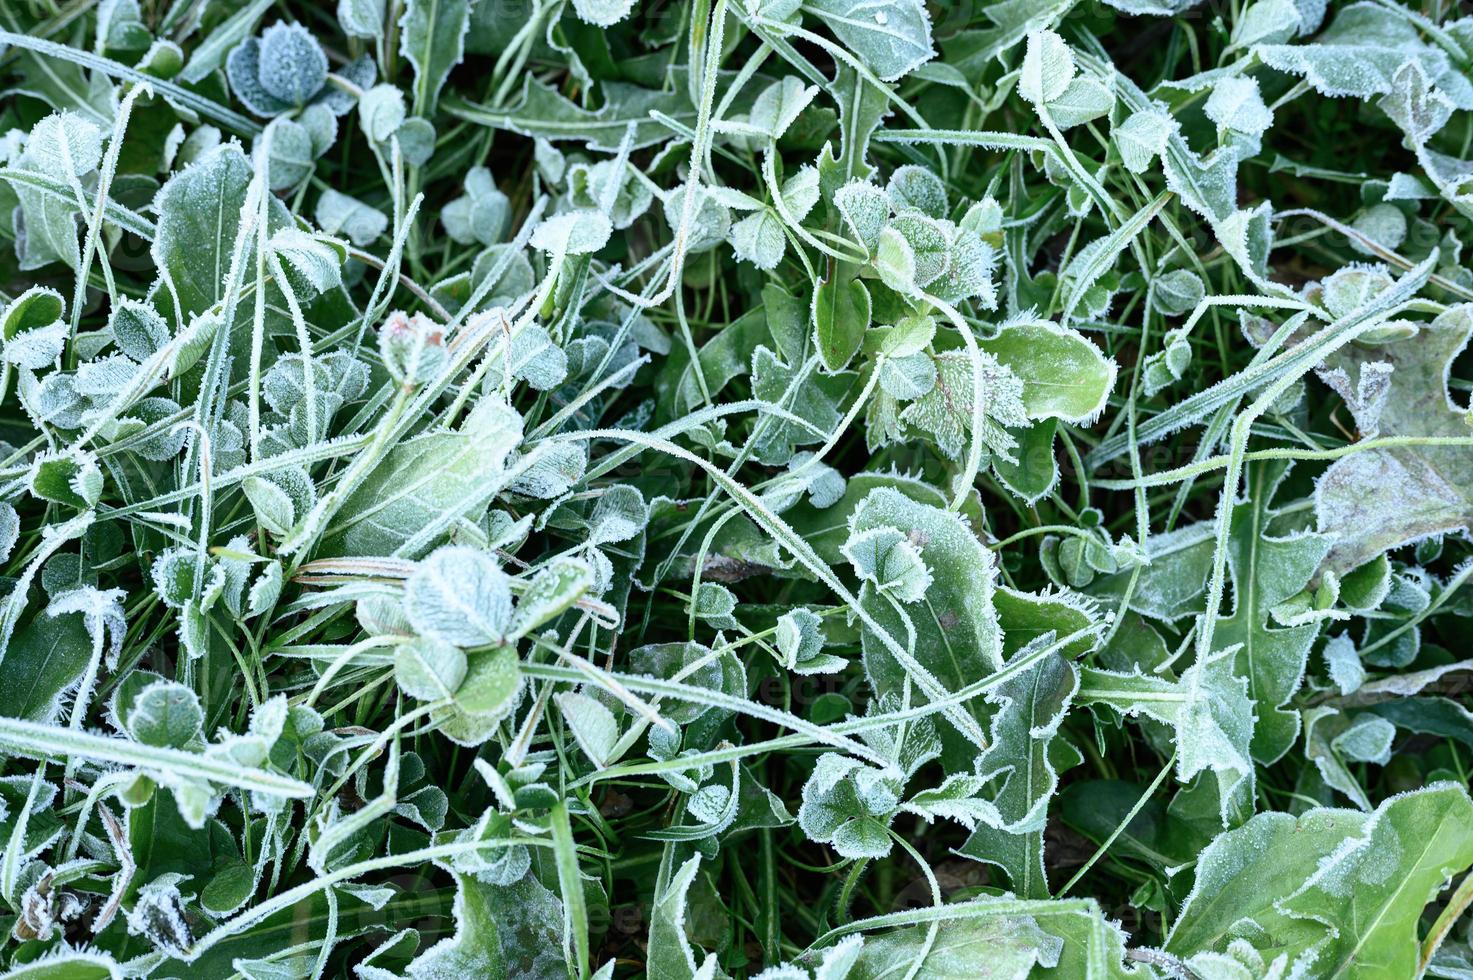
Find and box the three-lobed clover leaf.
[842,525,931,603]
[228,22,374,118]
[797,753,901,859]
[228,22,327,116]
[404,545,514,648]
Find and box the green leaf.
[1047,76,1115,130]
[850,488,1003,763]
[806,0,935,82]
[1019,29,1075,105]
[395,636,468,701]
[181,0,274,82]
[1213,461,1330,764]
[30,453,102,510]
[1167,783,1473,976]
[0,950,121,978]
[977,319,1117,424]
[829,65,890,183]
[1205,76,1273,145]
[781,471,947,565]
[318,404,523,558]
[405,870,566,978]
[27,110,102,177]
[432,645,522,745]
[992,419,1059,504]
[899,350,1027,462]
[774,607,844,674]
[338,0,386,39]
[509,558,592,640]
[122,772,274,906]
[750,346,851,464]
[1076,646,1255,824]
[813,271,872,373]
[571,0,636,27]
[886,165,947,219]
[747,76,819,140]
[254,23,327,106]
[108,297,170,361]
[647,855,722,980]
[1301,707,1395,810]
[404,546,513,647]
[1113,106,1176,174]
[834,179,889,253]
[872,225,917,294]
[887,213,948,287]
[124,680,204,748]
[959,645,1080,897]
[0,613,91,723]
[843,526,932,602]
[357,83,406,144]
[729,210,787,269]
[152,144,288,322]
[556,691,620,768]
[845,909,1063,978]
[655,307,769,416]
[1088,521,1215,622]
[801,896,1142,978]
[532,209,613,256]
[1312,304,1473,574]
[399,0,471,116]
[442,166,510,245]
[2,286,67,369]
[1059,778,1200,879]
[1255,3,1454,100]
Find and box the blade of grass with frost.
[0,168,154,237]
[0,718,314,798]
[66,84,146,333]
[1277,207,1473,301]
[1060,191,1172,324]
[1194,256,1439,693]
[1083,263,1433,468]
[0,31,261,134]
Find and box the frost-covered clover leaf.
[443,166,511,245]
[26,111,103,177]
[1019,29,1115,130]
[228,22,374,118]
[774,607,846,675]
[570,0,637,27]
[357,83,436,165]
[404,545,513,648]
[835,166,999,307]
[532,209,613,257]
[316,188,388,247]
[799,749,994,860]
[378,309,447,387]
[2,287,69,370]
[797,754,901,859]
[843,525,931,603]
